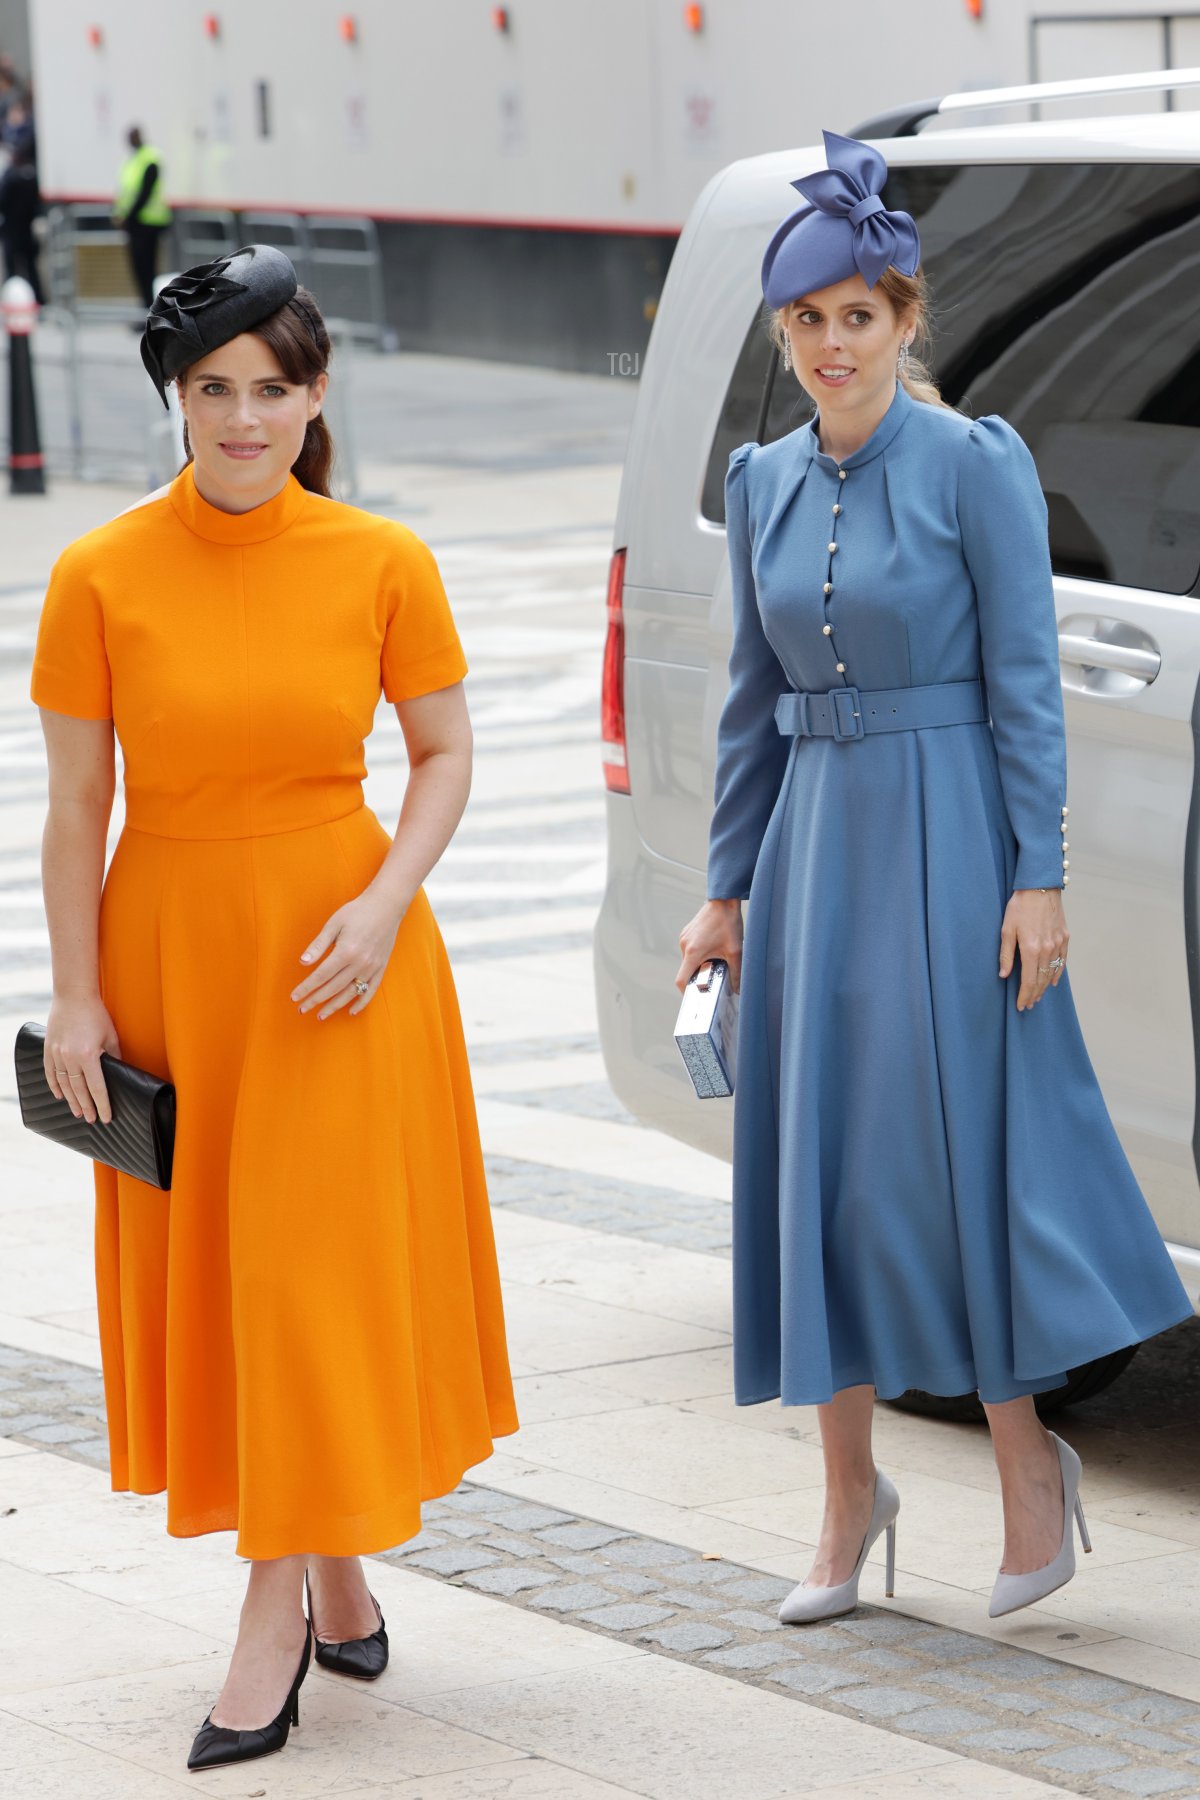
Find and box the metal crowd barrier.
[173,209,239,267]
[239,210,312,283]
[306,216,389,348]
[44,203,143,322]
[45,203,391,350]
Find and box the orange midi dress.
[30,463,519,1559]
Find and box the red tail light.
[601,547,630,794]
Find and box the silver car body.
[594,93,1200,1307]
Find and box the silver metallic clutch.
[674,959,739,1099]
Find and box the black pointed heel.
[305,1566,389,1680]
[186,1616,312,1772]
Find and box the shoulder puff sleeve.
[381,526,469,703]
[30,541,113,720]
[706,442,792,901]
[957,415,1068,892]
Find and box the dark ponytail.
[259,287,335,496]
[177,282,337,497]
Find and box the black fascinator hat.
[140,243,300,410]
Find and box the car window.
[700,312,813,525]
[704,161,1200,593]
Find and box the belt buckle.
[829,685,864,741]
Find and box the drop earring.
[782,336,792,372]
[897,338,911,374]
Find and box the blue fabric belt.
[774,678,987,743]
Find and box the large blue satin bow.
[791,129,921,287]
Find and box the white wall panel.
[27,0,1200,228]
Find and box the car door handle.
[1057,632,1160,680]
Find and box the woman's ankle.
[823,1464,877,1506]
[995,1423,1060,1501]
[233,1601,308,1647]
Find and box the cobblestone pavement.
[487,1152,734,1255]
[0,1342,109,1469]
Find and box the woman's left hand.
[999,887,1069,1011]
[291,889,405,1020]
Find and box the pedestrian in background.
[0,136,44,302]
[0,52,25,132]
[113,124,171,308]
[1,95,35,161]
[677,128,1192,1628]
[29,244,518,1772]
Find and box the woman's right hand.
[675,898,744,995]
[44,996,121,1124]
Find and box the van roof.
[710,109,1200,226]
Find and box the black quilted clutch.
[14,1021,176,1190]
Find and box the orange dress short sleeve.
[381,529,469,702]
[31,542,114,720]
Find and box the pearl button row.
[1060,802,1070,885]
[821,472,848,678]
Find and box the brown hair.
[177,284,336,496]
[768,265,951,410]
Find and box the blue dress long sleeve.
[710,378,1191,1408]
[957,416,1068,891]
[708,444,792,900]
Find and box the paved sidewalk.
[5,1381,1200,1797]
[3,359,1200,1797]
[3,1442,1082,1800]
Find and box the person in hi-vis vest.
[113,126,172,309]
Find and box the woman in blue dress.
[676,129,1193,1626]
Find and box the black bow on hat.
[140,243,300,410]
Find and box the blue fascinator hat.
[761,128,921,309]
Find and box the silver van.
[594,69,1200,1413]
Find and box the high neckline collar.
[802,379,913,472]
[169,461,308,544]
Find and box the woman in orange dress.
[30,245,518,1772]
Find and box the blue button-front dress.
[708,378,1193,1407]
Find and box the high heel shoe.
[186,1616,312,1772]
[988,1429,1092,1619]
[778,1468,900,1625]
[305,1566,389,1679]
